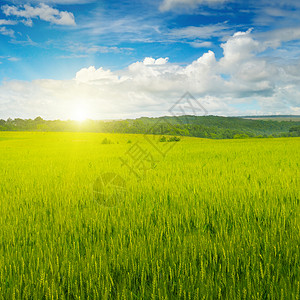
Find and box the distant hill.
[240,115,300,121]
[1,115,300,139]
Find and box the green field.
[0,132,299,299]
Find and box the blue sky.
[0,0,300,119]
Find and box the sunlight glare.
[71,105,89,121]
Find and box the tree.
[289,126,300,136]
[233,134,249,139]
[34,116,44,123]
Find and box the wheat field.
[0,132,299,299]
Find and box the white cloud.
[220,29,262,71]
[143,57,169,65]
[169,24,230,39]
[0,19,17,25]
[10,34,38,46]
[7,57,20,62]
[0,30,299,120]
[0,26,14,37]
[75,66,119,83]
[66,44,134,54]
[0,56,21,62]
[0,17,32,27]
[189,41,213,48]
[8,0,94,3]
[160,0,228,11]
[58,54,88,59]
[21,18,33,27]
[160,0,300,13]
[2,3,76,26]
[256,27,300,49]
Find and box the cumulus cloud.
[2,3,76,26]
[143,57,169,65]
[220,29,262,71]
[0,30,299,120]
[75,66,119,83]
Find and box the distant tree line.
[1,116,300,139]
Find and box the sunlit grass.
[0,132,299,299]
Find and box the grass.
[0,131,299,299]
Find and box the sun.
[71,105,90,121]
